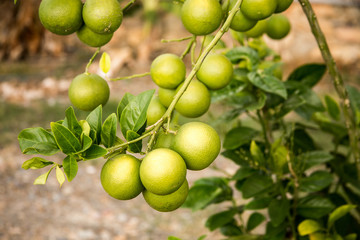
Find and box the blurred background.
[0,0,359,239]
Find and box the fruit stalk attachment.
[298,0,360,177]
[85,47,101,74]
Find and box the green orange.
[229,0,257,32]
[181,0,223,36]
[68,73,110,111]
[172,122,221,170]
[100,154,143,200]
[240,0,277,20]
[245,19,268,38]
[76,25,113,47]
[196,54,233,90]
[266,14,291,39]
[140,148,186,195]
[38,0,83,35]
[158,87,176,108]
[143,179,189,212]
[146,96,167,126]
[150,54,186,89]
[275,0,293,13]
[175,80,211,118]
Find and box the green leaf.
[248,72,287,99]
[271,143,288,175]
[223,126,259,150]
[325,95,340,121]
[245,197,272,210]
[346,85,360,125]
[239,173,273,199]
[296,151,333,171]
[344,234,357,240]
[126,130,142,153]
[197,235,207,240]
[63,106,82,138]
[56,165,65,188]
[33,167,54,185]
[63,155,78,182]
[100,52,111,73]
[299,171,333,192]
[225,46,260,70]
[14,0,18,4]
[297,196,335,219]
[101,113,117,148]
[265,221,287,240]
[298,219,322,236]
[232,166,256,181]
[50,122,82,154]
[120,90,155,137]
[287,64,326,88]
[247,212,266,231]
[222,149,252,166]
[117,93,134,123]
[220,222,243,237]
[86,105,102,144]
[80,134,93,153]
[205,209,237,231]
[168,237,182,240]
[277,94,306,118]
[82,144,108,160]
[268,198,290,227]
[22,157,53,170]
[328,204,357,229]
[18,127,59,156]
[227,91,266,111]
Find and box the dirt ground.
[1,2,360,240]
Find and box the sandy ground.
[0,2,360,240]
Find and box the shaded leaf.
[126,130,142,153]
[50,122,82,154]
[298,219,322,236]
[79,134,93,153]
[22,157,53,170]
[117,93,134,123]
[297,196,335,219]
[223,127,259,150]
[63,155,78,182]
[245,197,272,210]
[86,105,102,144]
[225,46,260,70]
[18,127,59,156]
[268,198,290,227]
[248,72,287,99]
[205,209,237,231]
[346,85,360,125]
[247,212,266,231]
[120,90,155,137]
[287,64,326,88]
[325,95,340,121]
[232,166,255,181]
[239,173,273,199]
[297,151,333,170]
[299,171,333,192]
[82,145,108,160]
[220,222,243,237]
[63,106,82,138]
[101,113,117,148]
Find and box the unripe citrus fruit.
[258,61,283,79]
[38,0,83,35]
[77,25,113,47]
[147,96,166,126]
[143,179,189,212]
[140,148,186,195]
[83,0,123,34]
[158,87,176,108]
[275,0,293,13]
[203,35,226,50]
[150,54,186,89]
[245,19,268,38]
[175,81,211,118]
[266,14,291,39]
[68,73,110,111]
[100,154,143,200]
[229,0,257,32]
[240,0,277,20]
[181,0,223,36]
[154,124,178,149]
[172,122,221,170]
[196,54,233,90]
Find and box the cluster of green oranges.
[100,121,221,212]
[38,0,123,47]
[180,0,292,39]
[147,52,233,120]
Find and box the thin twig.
[161,36,193,43]
[85,47,101,74]
[122,0,135,12]
[180,35,196,59]
[110,72,150,81]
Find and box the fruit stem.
[110,72,151,81]
[85,47,101,74]
[180,35,196,59]
[298,0,360,178]
[161,36,193,43]
[122,0,135,12]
